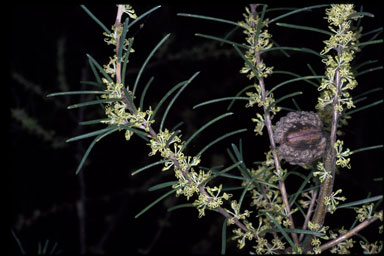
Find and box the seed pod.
[274,111,327,166]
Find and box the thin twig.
[299,190,318,242]
[113,5,257,241]
[319,211,382,252]
[250,4,299,246]
[311,43,343,228]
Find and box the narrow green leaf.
[338,195,383,209]
[343,99,383,116]
[351,145,383,155]
[88,58,102,84]
[270,38,291,57]
[221,26,240,47]
[120,125,150,141]
[306,64,321,82]
[122,38,134,85]
[289,171,313,207]
[148,181,177,191]
[268,4,329,25]
[80,5,111,34]
[195,33,249,49]
[67,98,121,109]
[135,189,176,218]
[131,160,167,176]
[196,128,247,157]
[361,27,383,38]
[86,54,113,83]
[117,18,130,62]
[66,126,116,143]
[276,22,332,36]
[47,91,108,97]
[221,218,227,255]
[233,44,260,81]
[231,143,250,179]
[79,118,109,126]
[354,39,383,48]
[205,161,245,184]
[167,203,194,212]
[126,5,161,32]
[355,66,383,77]
[274,69,320,88]
[238,175,259,210]
[160,71,200,131]
[80,80,104,88]
[254,5,267,43]
[42,240,49,254]
[75,128,117,175]
[181,112,233,152]
[227,85,255,110]
[210,170,247,181]
[11,230,26,255]
[292,98,301,110]
[193,96,249,109]
[354,59,379,71]
[122,85,137,113]
[151,80,186,121]
[262,46,323,58]
[266,7,298,13]
[177,13,244,28]
[139,76,155,110]
[267,76,323,96]
[133,33,171,96]
[265,212,298,252]
[170,121,184,132]
[348,11,375,19]
[266,91,303,111]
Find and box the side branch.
[319,211,382,252]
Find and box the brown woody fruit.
[274,111,327,166]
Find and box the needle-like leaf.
[80,5,111,34]
[160,71,200,130]
[133,33,171,96]
[181,112,233,152]
[135,189,177,218]
[177,13,245,28]
[131,160,168,176]
[193,96,249,109]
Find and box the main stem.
[249,4,299,246]
[257,52,299,246]
[113,4,261,244]
[311,45,342,227]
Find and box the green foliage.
[45,3,383,255]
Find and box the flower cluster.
[307,222,330,254]
[238,6,279,135]
[101,78,154,140]
[360,241,383,254]
[148,129,232,217]
[334,139,352,169]
[329,227,355,254]
[324,188,346,214]
[316,4,359,112]
[227,200,253,225]
[313,162,333,183]
[193,185,232,218]
[355,203,374,222]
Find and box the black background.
[10,4,383,255]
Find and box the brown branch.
[311,46,343,228]
[112,4,259,244]
[319,211,382,252]
[299,190,318,242]
[250,4,299,246]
